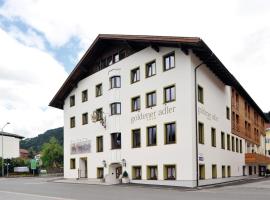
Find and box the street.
[0,177,270,200]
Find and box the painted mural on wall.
[70,139,91,154]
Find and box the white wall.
[63,46,245,187]
[191,52,245,185]
[0,136,21,158]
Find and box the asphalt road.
[0,177,270,200]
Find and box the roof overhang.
[1,132,24,139]
[48,34,268,122]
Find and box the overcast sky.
[0,0,269,137]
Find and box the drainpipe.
[194,52,213,187]
[194,62,204,187]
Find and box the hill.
[20,127,63,153]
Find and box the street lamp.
[1,122,10,177]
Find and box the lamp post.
[1,122,10,177]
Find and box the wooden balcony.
[245,153,270,165]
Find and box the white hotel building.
[50,34,269,187]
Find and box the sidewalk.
[53,178,112,185]
[52,176,270,189]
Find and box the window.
[227,166,231,177]
[96,108,103,121]
[164,165,176,180]
[222,165,226,178]
[165,122,176,144]
[226,107,230,120]
[236,138,239,153]
[131,96,140,112]
[221,132,225,149]
[147,166,158,180]
[119,50,126,60]
[131,67,140,83]
[240,140,242,153]
[146,60,156,77]
[132,166,142,180]
[82,90,88,102]
[132,129,141,148]
[198,122,204,144]
[111,132,121,149]
[198,85,204,103]
[164,85,176,103]
[110,76,121,88]
[96,136,103,152]
[70,117,75,128]
[70,95,75,107]
[199,164,205,180]
[163,52,175,71]
[107,56,113,66]
[82,113,88,125]
[111,103,121,115]
[97,168,104,179]
[227,134,231,150]
[70,158,76,169]
[212,164,217,179]
[232,136,235,152]
[96,84,103,97]
[147,126,157,146]
[211,128,216,147]
[146,91,156,107]
[113,53,119,63]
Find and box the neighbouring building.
[266,123,270,170]
[0,132,24,158]
[49,34,270,187]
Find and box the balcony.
[245,153,270,165]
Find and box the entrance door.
[249,166,252,175]
[115,166,122,179]
[79,157,88,178]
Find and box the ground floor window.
[222,165,226,178]
[147,166,158,180]
[243,166,246,176]
[97,167,104,179]
[212,164,217,179]
[70,158,76,169]
[132,166,142,180]
[227,166,231,177]
[164,165,176,180]
[199,164,205,180]
[254,166,257,174]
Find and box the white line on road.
[0,190,76,200]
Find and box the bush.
[122,171,128,178]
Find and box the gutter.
[194,52,213,187]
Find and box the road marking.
[0,190,76,200]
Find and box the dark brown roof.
[49,34,268,122]
[1,132,24,139]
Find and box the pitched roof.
[49,34,268,122]
[1,132,24,139]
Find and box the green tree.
[41,137,63,168]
